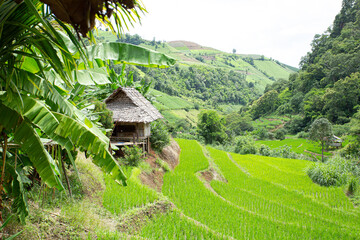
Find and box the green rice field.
[252,115,290,130]
[253,60,292,80]
[150,89,194,110]
[103,139,359,239]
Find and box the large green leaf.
[1,94,124,184]
[4,163,29,224]
[86,42,176,68]
[0,104,64,190]
[76,68,111,85]
[54,113,126,184]
[1,91,125,187]
[14,69,74,116]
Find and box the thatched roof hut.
[105,87,162,123]
[328,135,343,148]
[105,87,163,152]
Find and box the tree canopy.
[197,110,227,145]
[309,118,333,162]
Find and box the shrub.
[259,144,271,156]
[235,136,258,154]
[155,158,171,172]
[296,131,309,139]
[275,129,286,140]
[194,102,200,110]
[254,127,269,140]
[93,100,114,137]
[273,145,297,159]
[307,163,347,187]
[267,132,275,140]
[150,120,170,152]
[121,146,144,167]
[306,155,356,187]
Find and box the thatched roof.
[105,87,163,123]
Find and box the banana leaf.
[0,103,64,190]
[54,113,126,184]
[86,42,176,68]
[4,163,29,224]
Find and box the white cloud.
[127,0,343,67]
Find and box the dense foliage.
[197,110,227,144]
[150,120,171,152]
[307,155,360,189]
[309,118,333,161]
[120,146,145,167]
[141,65,257,106]
[250,0,360,126]
[0,0,174,224]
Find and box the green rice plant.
[208,147,360,234]
[103,167,159,214]
[150,89,193,110]
[140,210,224,239]
[161,139,360,239]
[160,110,182,124]
[170,109,200,125]
[230,153,355,210]
[93,230,136,240]
[253,60,292,80]
[256,138,331,157]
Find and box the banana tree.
[0,0,175,223]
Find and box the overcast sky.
[126,0,343,67]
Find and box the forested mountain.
[96,31,297,107]
[251,0,360,125]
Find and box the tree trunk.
[321,141,324,162]
[0,131,8,223]
[61,156,72,198]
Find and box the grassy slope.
[149,89,200,126]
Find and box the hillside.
[8,139,359,239]
[250,0,360,126]
[97,31,297,105]
[145,39,296,94]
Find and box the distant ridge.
[168,40,217,51]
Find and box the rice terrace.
[2,0,360,239]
